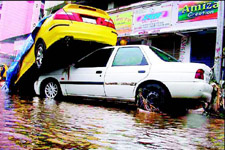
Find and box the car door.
[104,46,150,99]
[65,47,114,96]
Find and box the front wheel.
[136,83,170,111]
[41,80,62,99]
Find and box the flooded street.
[0,90,224,150]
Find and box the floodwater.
[0,90,224,150]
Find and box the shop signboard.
[132,2,172,35]
[178,1,218,22]
[110,11,133,36]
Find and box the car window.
[112,47,148,66]
[150,46,178,62]
[78,48,114,67]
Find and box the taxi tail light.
[108,19,115,29]
[195,69,204,80]
[53,9,71,20]
[54,9,115,28]
[96,18,115,29]
[54,9,82,22]
[72,13,83,22]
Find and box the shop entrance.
[191,33,216,68]
[151,35,181,60]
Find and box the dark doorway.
[191,33,216,68]
[151,35,181,60]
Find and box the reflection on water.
[0,90,224,150]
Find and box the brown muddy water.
[0,90,224,150]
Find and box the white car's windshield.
[150,46,179,62]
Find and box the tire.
[35,41,46,69]
[41,80,62,99]
[136,83,169,111]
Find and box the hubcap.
[45,82,58,98]
[146,91,159,104]
[36,46,43,68]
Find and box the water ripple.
[0,91,224,150]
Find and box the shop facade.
[108,1,222,68]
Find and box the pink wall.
[0,1,34,41]
[0,1,40,57]
[0,43,14,55]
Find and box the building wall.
[0,43,14,56]
[0,1,3,55]
[0,53,14,66]
[0,1,34,41]
[0,1,42,65]
[0,43,14,66]
[0,1,2,16]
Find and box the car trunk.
[152,62,213,83]
[63,4,109,19]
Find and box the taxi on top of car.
[15,4,117,85]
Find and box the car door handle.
[138,70,146,73]
[96,71,102,74]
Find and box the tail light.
[53,9,82,22]
[96,18,115,29]
[195,69,204,80]
[54,9,115,29]
[53,9,71,20]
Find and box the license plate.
[82,17,96,24]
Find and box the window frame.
[150,46,179,62]
[76,48,114,68]
[112,46,148,67]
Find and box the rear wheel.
[136,83,169,111]
[41,80,62,99]
[35,41,46,69]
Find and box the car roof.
[103,45,148,49]
[115,45,148,47]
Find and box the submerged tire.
[41,80,62,99]
[136,83,170,111]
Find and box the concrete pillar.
[214,1,225,82]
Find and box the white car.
[34,45,213,110]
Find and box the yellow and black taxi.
[15,4,117,85]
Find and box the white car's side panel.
[34,80,41,95]
[163,82,212,100]
[104,65,150,98]
[104,46,151,99]
[64,67,106,96]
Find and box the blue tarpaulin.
[2,15,51,92]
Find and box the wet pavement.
[0,88,224,150]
